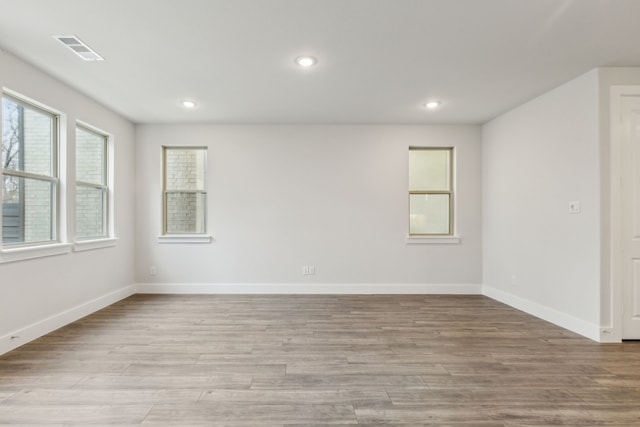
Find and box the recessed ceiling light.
[423,101,441,110]
[295,56,317,67]
[181,100,197,109]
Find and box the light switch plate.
[569,201,581,214]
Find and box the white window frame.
[406,146,460,245]
[158,146,211,244]
[73,121,117,251]
[0,90,71,262]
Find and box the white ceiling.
[0,0,639,124]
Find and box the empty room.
[1,0,640,425]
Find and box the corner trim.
[0,284,136,356]
[482,285,602,342]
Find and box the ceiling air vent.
[53,35,104,61]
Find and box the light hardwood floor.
[0,294,639,426]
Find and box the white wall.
[0,49,136,353]
[482,70,601,339]
[135,124,482,291]
[6,43,630,352]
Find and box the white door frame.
[609,85,640,341]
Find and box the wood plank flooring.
[1,294,639,425]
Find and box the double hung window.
[408,147,453,236]
[76,126,108,239]
[2,95,58,245]
[162,147,207,234]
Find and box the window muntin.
[2,95,58,245]
[162,147,207,234]
[75,126,108,239]
[409,147,453,236]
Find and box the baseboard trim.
[0,285,136,356]
[2,282,605,355]
[136,282,483,295]
[482,285,601,342]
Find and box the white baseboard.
[2,282,606,356]
[136,282,483,295]
[0,285,136,356]
[482,285,601,342]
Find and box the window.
[162,147,207,235]
[408,147,453,236]
[76,125,108,239]
[2,95,58,245]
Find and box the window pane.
[409,149,450,191]
[409,193,450,235]
[166,192,206,233]
[76,185,105,239]
[76,127,105,185]
[2,175,54,244]
[165,149,206,191]
[2,97,54,176]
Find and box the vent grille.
[53,35,104,61]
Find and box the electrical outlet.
[150,265,157,276]
[302,265,316,275]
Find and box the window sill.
[406,235,461,245]
[74,237,118,252]
[0,242,72,263]
[157,234,213,244]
